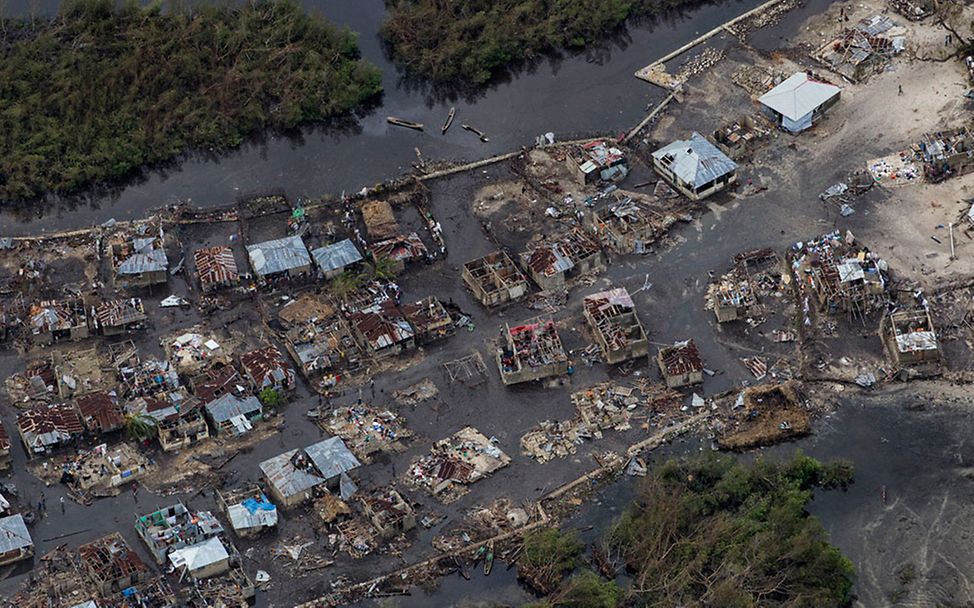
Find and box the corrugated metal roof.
[652,132,738,189]
[259,449,326,498]
[194,246,239,288]
[168,536,228,572]
[227,493,278,531]
[0,514,32,553]
[312,239,363,273]
[305,436,361,480]
[93,298,146,328]
[205,394,262,425]
[758,72,841,121]
[117,239,168,275]
[240,345,295,390]
[246,236,311,277]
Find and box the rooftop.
[312,239,363,273]
[116,237,168,275]
[0,514,32,553]
[194,246,240,288]
[758,72,841,121]
[652,132,737,189]
[246,235,311,276]
[659,339,704,376]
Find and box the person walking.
[898,84,903,96]
[60,496,65,514]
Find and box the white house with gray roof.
[651,132,738,201]
[259,437,361,508]
[758,72,841,133]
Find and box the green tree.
[367,255,398,281]
[0,0,382,200]
[330,270,363,300]
[257,386,285,409]
[124,413,157,442]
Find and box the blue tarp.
[241,494,276,513]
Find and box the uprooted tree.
[605,451,855,607]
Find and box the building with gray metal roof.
[0,514,34,565]
[651,132,738,201]
[311,239,363,279]
[246,236,312,280]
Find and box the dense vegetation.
[607,452,855,607]
[0,0,382,200]
[381,0,701,85]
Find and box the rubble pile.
[320,405,414,462]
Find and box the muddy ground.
[3,1,974,607]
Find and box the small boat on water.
[387,116,424,131]
[461,124,489,142]
[484,542,495,576]
[441,106,456,134]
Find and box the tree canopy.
[0,0,382,200]
[381,0,700,85]
[607,452,855,607]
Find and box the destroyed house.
[78,533,150,595]
[657,340,704,388]
[566,140,628,184]
[205,393,263,436]
[259,437,361,508]
[520,229,604,291]
[239,345,296,393]
[813,18,901,83]
[362,489,415,539]
[194,246,239,292]
[166,331,228,376]
[0,420,9,470]
[135,502,223,564]
[217,487,278,538]
[406,427,510,500]
[800,246,887,314]
[76,391,125,435]
[497,318,569,385]
[652,132,737,200]
[0,514,33,566]
[128,396,210,453]
[884,306,942,366]
[17,403,85,455]
[191,365,243,405]
[246,235,312,281]
[889,0,933,20]
[711,277,757,323]
[91,298,146,336]
[917,127,974,183]
[349,301,416,357]
[286,316,359,379]
[583,288,649,364]
[112,237,168,288]
[591,197,667,255]
[70,443,149,492]
[312,239,364,279]
[462,251,529,307]
[759,72,841,132]
[402,296,454,344]
[29,298,89,345]
[369,232,428,274]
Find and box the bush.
[520,527,584,593]
[258,387,286,409]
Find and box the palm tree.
[367,254,397,281]
[331,270,363,301]
[125,413,157,442]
